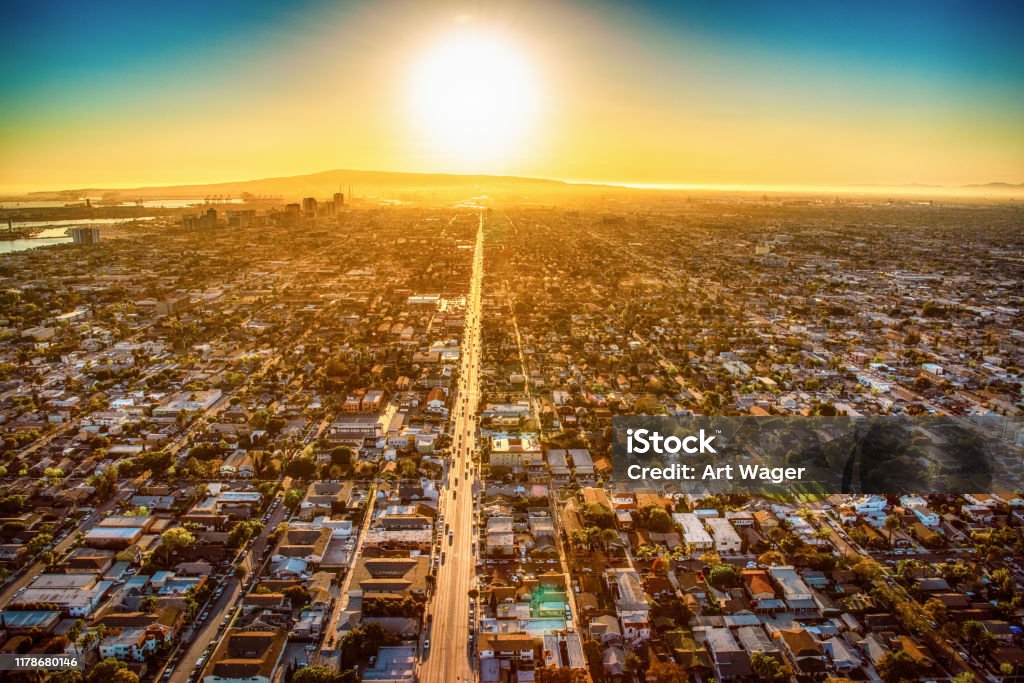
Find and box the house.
[735,625,781,660]
[912,507,941,527]
[272,529,332,564]
[741,570,776,601]
[724,511,755,527]
[774,627,826,676]
[588,614,622,644]
[219,451,254,479]
[822,636,862,671]
[11,574,112,617]
[545,449,571,486]
[753,510,779,531]
[202,629,287,683]
[703,627,753,679]
[602,645,626,678]
[99,625,168,662]
[962,505,995,524]
[299,482,350,520]
[768,566,817,613]
[349,557,430,597]
[568,449,595,483]
[425,388,447,414]
[485,517,515,557]
[478,633,537,661]
[854,495,888,515]
[362,645,416,683]
[705,517,742,554]
[607,569,650,641]
[488,434,542,470]
[674,513,713,551]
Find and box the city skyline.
[2,0,1024,192]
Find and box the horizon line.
[2,166,1022,199]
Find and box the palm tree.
[599,528,620,551]
[67,619,84,655]
[669,543,693,561]
[884,515,902,547]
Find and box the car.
[959,651,969,661]
[746,561,758,569]
[424,639,430,650]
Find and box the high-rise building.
[70,226,100,244]
[333,192,345,211]
[302,197,318,218]
[181,208,218,229]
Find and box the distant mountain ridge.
[22,169,586,201]
[12,168,1024,200]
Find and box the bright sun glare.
[410,30,539,169]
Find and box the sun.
[409,30,540,169]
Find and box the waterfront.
[0,226,73,253]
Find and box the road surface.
[419,213,484,683]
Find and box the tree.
[578,503,614,529]
[111,671,139,683]
[292,665,343,683]
[639,505,674,533]
[645,660,689,683]
[708,563,741,590]
[67,620,84,655]
[599,528,621,551]
[884,515,902,547]
[337,623,401,669]
[284,585,311,608]
[952,674,976,683]
[285,457,317,480]
[962,620,997,656]
[228,520,263,548]
[750,652,787,682]
[534,666,588,683]
[88,658,128,683]
[152,526,195,567]
[699,550,722,567]
[877,650,923,683]
[26,532,53,555]
[331,446,353,466]
[922,597,948,625]
[581,639,605,683]
[634,544,662,562]
[284,488,304,511]
[161,526,195,550]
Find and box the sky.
[1,0,1022,192]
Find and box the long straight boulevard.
[418,212,484,683]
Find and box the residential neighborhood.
[0,194,1022,683]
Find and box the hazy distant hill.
[962,182,1024,191]
[25,169,592,202]
[15,169,1024,202]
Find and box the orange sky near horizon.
[1,1,1022,193]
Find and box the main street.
[419,212,484,683]
[167,497,287,683]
